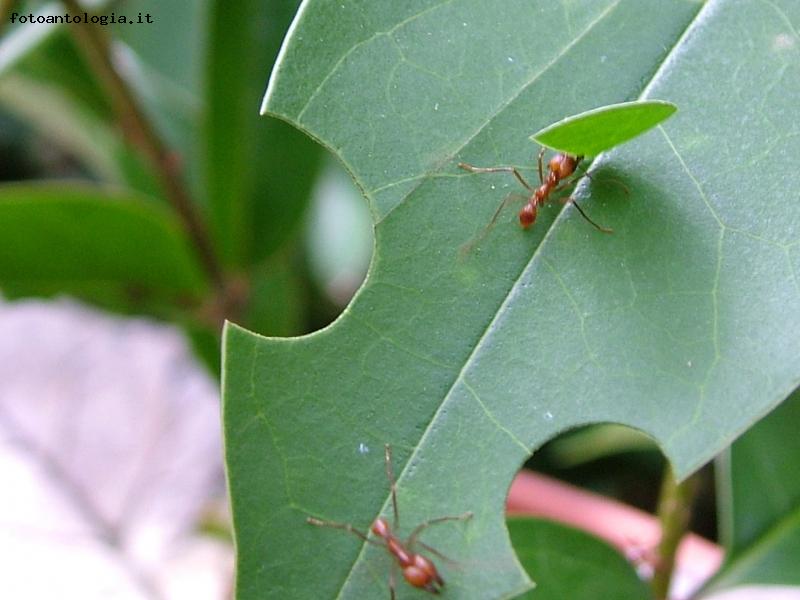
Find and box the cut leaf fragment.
[531,100,677,156]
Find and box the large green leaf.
[224,1,800,598]
[0,183,207,295]
[702,390,800,593]
[508,517,651,600]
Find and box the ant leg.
[406,512,473,548]
[548,172,614,234]
[536,146,545,185]
[458,162,535,192]
[561,197,613,234]
[306,517,385,548]
[384,444,399,529]
[414,540,460,568]
[486,193,528,232]
[388,562,397,600]
[459,193,528,256]
[550,172,587,195]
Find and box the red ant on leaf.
[307,444,472,598]
[459,147,616,243]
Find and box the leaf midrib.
[373,0,624,225]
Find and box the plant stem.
[651,465,700,600]
[60,0,226,291]
[0,0,17,37]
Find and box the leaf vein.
[296,0,459,123]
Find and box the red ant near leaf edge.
[306,444,473,598]
[459,148,618,247]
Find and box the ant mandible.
[307,444,473,598]
[459,147,613,234]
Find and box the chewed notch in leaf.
[531,100,678,157]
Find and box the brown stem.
[0,0,18,37]
[651,466,700,600]
[60,0,226,291]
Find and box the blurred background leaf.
[0,183,207,301]
[701,388,800,594]
[508,517,652,600]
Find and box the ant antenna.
[566,198,613,234]
[384,444,399,529]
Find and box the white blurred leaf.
[0,298,231,599]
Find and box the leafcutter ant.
[459,147,615,245]
[306,444,472,598]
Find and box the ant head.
[402,554,443,592]
[549,153,579,179]
[371,517,390,537]
[519,203,536,228]
[547,154,564,174]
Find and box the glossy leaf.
[700,506,800,592]
[0,183,207,295]
[225,1,800,598]
[508,517,652,600]
[719,390,800,556]
[703,390,800,593]
[205,0,322,266]
[530,100,677,157]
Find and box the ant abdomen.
[403,554,443,592]
[519,203,536,228]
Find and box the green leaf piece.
[508,517,652,600]
[227,1,800,599]
[530,100,677,157]
[0,183,207,295]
